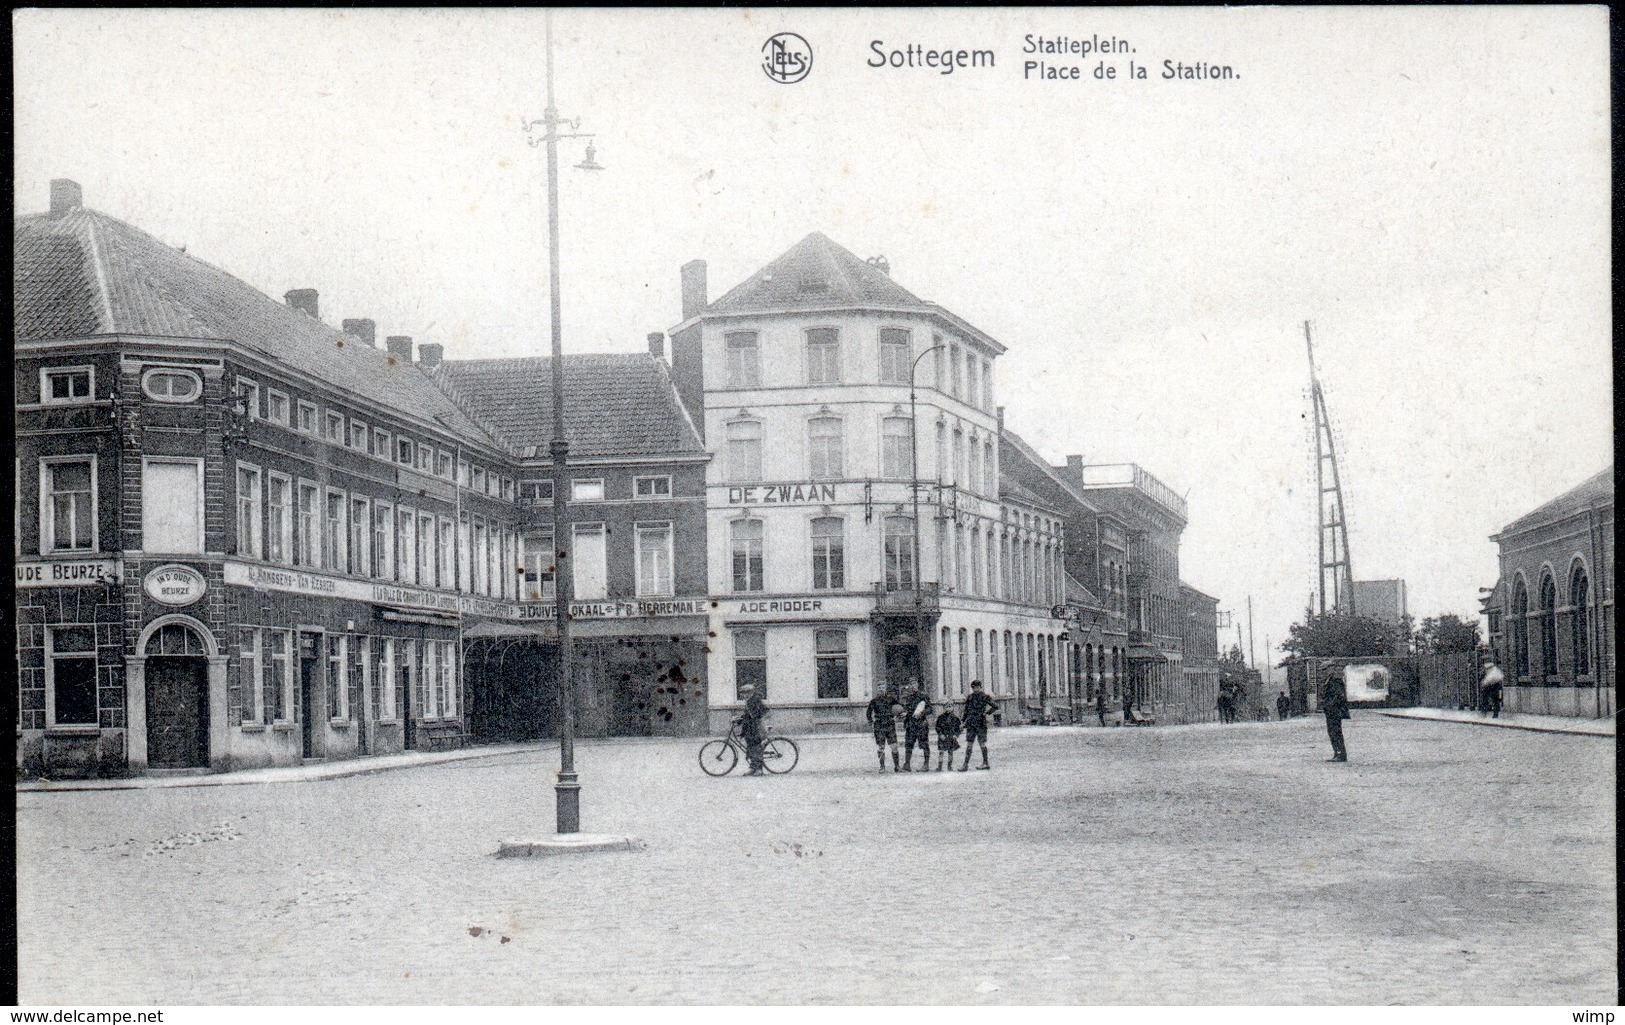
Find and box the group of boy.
[864,679,998,772]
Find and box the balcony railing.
[872,581,941,616]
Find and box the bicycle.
[698,723,799,776]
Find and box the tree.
[1414,613,1481,654]
[1280,613,1402,659]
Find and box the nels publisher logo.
[762,32,812,84]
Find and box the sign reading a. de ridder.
[144,564,207,607]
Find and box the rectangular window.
[417,444,433,473]
[397,508,417,585]
[350,498,370,576]
[571,479,605,502]
[348,419,368,450]
[806,327,840,384]
[324,490,347,572]
[267,390,290,425]
[949,343,962,398]
[485,472,499,498]
[142,459,202,554]
[326,634,349,721]
[372,502,393,579]
[42,458,96,553]
[372,427,391,460]
[725,331,761,388]
[731,518,764,592]
[881,417,912,480]
[883,516,916,591]
[296,401,317,434]
[573,523,608,600]
[968,440,982,497]
[240,628,263,724]
[519,479,554,504]
[358,636,373,724]
[458,460,472,488]
[471,520,487,593]
[522,530,556,601]
[436,451,453,479]
[401,640,418,724]
[634,475,672,499]
[966,358,978,409]
[47,626,98,726]
[734,630,767,700]
[811,517,845,590]
[727,420,763,482]
[635,522,675,597]
[807,417,844,479]
[418,512,436,587]
[815,629,849,699]
[376,638,396,722]
[267,474,293,564]
[270,631,292,722]
[234,377,260,419]
[42,366,94,405]
[325,411,345,442]
[424,642,440,719]
[499,476,513,500]
[235,464,262,558]
[396,437,415,466]
[439,518,455,590]
[441,641,458,720]
[472,466,486,493]
[457,516,471,591]
[952,429,965,486]
[878,328,911,385]
[983,440,996,496]
[982,359,993,410]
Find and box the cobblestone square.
[17,715,1615,1005]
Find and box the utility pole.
[909,343,945,701]
[1247,594,1256,670]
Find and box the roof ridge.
[81,211,116,332]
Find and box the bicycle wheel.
[760,736,799,774]
[699,739,738,776]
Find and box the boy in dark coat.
[933,703,962,771]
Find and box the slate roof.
[702,232,1006,353]
[998,426,1101,517]
[1064,572,1104,610]
[15,206,500,448]
[1496,466,1614,538]
[431,354,706,460]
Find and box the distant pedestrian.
[933,704,961,771]
[960,680,997,770]
[1319,668,1349,762]
[737,683,768,776]
[1480,658,1505,719]
[1095,686,1108,727]
[1122,690,1140,726]
[866,688,901,773]
[1276,691,1290,721]
[1216,689,1231,724]
[901,683,932,771]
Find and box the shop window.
[815,629,849,699]
[326,634,349,721]
[48,626,98,726]
[735,630,767,700]
[240,628,263,724]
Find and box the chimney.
[49,179,83,218]
[342,318,377,348]
[418,342,444,369]
[680,259,708,320]
[385,335,414,361]
[284,289,319,320]
[1066,454,1084,480]
[647,332,666,360]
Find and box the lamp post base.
[555,770,580,834]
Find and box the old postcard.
[11,7,1614,1012]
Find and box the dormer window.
[797,272,829,293]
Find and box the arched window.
[1570,564,1591,679]
[145,622,207,656]
[1539,573,1558,679]
[1511,578,1530,679]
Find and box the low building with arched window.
[1484,467,1613,718]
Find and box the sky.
[14,8,1612,670]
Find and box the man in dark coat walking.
[1276,690,1290,721]
[1319,667,1349,762]
[738,683,769,775]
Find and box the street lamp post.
[524,10,601,835]
[909,344,946,702]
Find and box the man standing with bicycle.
[738,683,768,776]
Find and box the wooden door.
[147,656,208,768]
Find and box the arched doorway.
[144,622,210,768]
